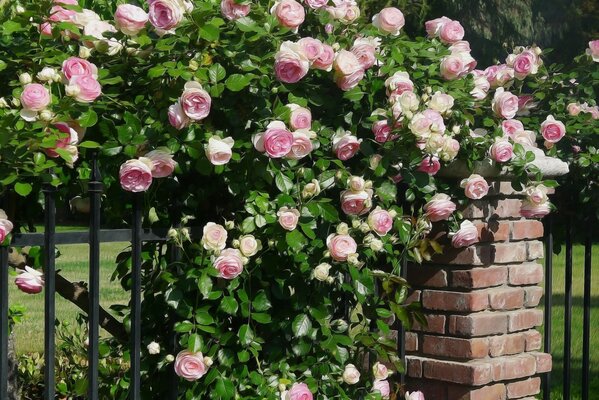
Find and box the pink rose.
[332,131,361,161]
[272,0,305,31]
[205,136,234,165]
[336,69,364,91]
[367,207,393,236]
[340,189,372,216]
[567,103,582,116]
[174,351,208,381]
[424,193,456,222]
[489,139,513,162]
[255,123,294,158]
[144,148,177,177]
[119,159,153,192]
[509,50,539,80]
[69,75,102,103]
[287,131,313,159]
[287,104,311,130]
[21,83,51,111]
[451,220,478,248]
[148,0,184,31]
[484,64,514,88]
[372,379,390,399]
[62,57,98,81]
[0,213,13,243]
[492,88,519,119]
[45,122,79,158]
[501,119,524,138]
[351,43,377,70]
[516,95,537,116]
[425,16,451,37]
[449,40,471,54]
[408,109,445,139]
[312,44,335,71]
[418,156,441,176]
[220,0,250,21]
[587,40,599,62]
[180,82,211,121]
[540,115,566,143]
[406,391,425,400]
[439,20,464,44]
[520,201,551,218]
[334,50,363,76]
[372,362,389,380]
[115,4,149,35]
[440,55,468,80]
[214,248,244,279]
[470,70,490,100]
[297,37,323,62]
[372,120,392,143]
[461,174,489,200]
[327,234,357,262]
[15,266,44,295]
[385,71,414,96]
[48,4,76,23]
[275,42,310,83]
[277,207,300,230]
[168,102,190,129]
[372,7,405,36]
[286,383,313,400]
[201,222,228,252]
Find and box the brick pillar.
[404,181,552,400]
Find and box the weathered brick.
[488,181,523,197]
[462,200,490,219]
[449,313,508,337]
[488,287,525,310]
[523,330,542,351]
[488,333,526,357]
[475,221,510,242]
[511,220,544,240]
[490,354,537,381]
[447,383,507,400]
[527,240,545,260]
[407,289,421,303]
[407,266,448,287]
[492,243,528,263]
[524,286,544,307]
[508,309,543,332]
[405,378,447,399]
[509,263,543,285]
[405,332,419,352]
[412,314,446,334]
[530,351,552,373]
[506,377,541,398]
[406,356,424,378]
[432,245,490,265]
[423,359,493,385]
[422,335,489,359]
[491,198,523,219]
[452,266,508,289]
[422,290,489,312]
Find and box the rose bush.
[0,0,596,399]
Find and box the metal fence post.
[130,193,143,400]
[43,183,57,400]
[542,215,553,400]
[563,218,573,400]
[582,225,592,400]
[0,246,9,399]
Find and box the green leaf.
[78,141,101,149]
[215,379,235,399]
[78,109,98,127]
[198,273,213,299]
[376,181,397,203]
[200,23,220,41]
[275,172,293,193]
[148,65,167,78]
[252,291,271,311]
[220,296,238,315]
[225,74,252,92]
[14,182,32,197]
[188,333,203,353]
[286,230,307,252]
[238,324,254,346]
[174,321,194,333]
[209,64,226,83]
[292,314,312,337]
[251,313,272,324]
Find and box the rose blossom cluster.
[340,176,373,216]
[168,81,212,129]
[274,39,334,84]
[147,0,193,35]
[119,149,176,192]
[173,350,212,381]
[371,362,391,398]
[220,0,250,20]
[520,184,551,218]
[506,46,543,80]
[499,118,537,148]
[567,102,599,119]
[62,57,102,103]
[325,0,361,24]
[333,36,381,91]
[440,40,477,81]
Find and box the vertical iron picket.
[43,183,57,400]
[130,193,143,400]
[168,217,182,400]
[88,155,103,400]
[563,218,573,400]
[0,246,9,399]
[399,257,407,385]
[582,225,592,400]
[542,215,553,400]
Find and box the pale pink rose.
[451,220,478,248]
[48,4,76,23]
[385,71,413,96]
[220,0,250,21]
[324,23,334,34]
[45,122,79,158]
[148,0,184,31]
[286,383,313,400]
[15,266,44,294]
[332,131,361,161]
[144,148,177,177]
[275,42,310,83]
[449,40,471,54]
[525,185,549,205]
[40,22,53,36]
[461,174,489,200]
[424,193,456,222]
[0,215,13,244]
[484,64,514,88]
[372,362,389,380]
[516,95,537,116]
[334,50,362,76]
[119,159,153,192]
[425,16,451,36]
[418,155,441,176]
[408,109,445,140]
[205,136,234,165]
[582,103,599,119]
[62,57,98,81]
[509,50,539,80]
[202,222,228,252]
[489,139,513,162]
[336,69,364,91]
[520,201,551,218]
[21,84,51,111]
[368,207,393,236]
[340,189,371,216]
[239,235,260,257]
[168,102,190,129]
[68,76,101,103]
[492,88,519,119]
[470,70,490,100]
[287,104,312,130]
[439,20,464,44]
[501,119,524,138]
[349,176,366,192]
[351,43,377,70]
[513,130,537,147]
[567,103,582,116]
[440,55,468,80]
[287,131,313,159]
[540,115,566,143]
[372,7,405,36]
[174,351,208,381]
[277,207,300,230]
[272,0,305,31]
[440,137,460,161]
[405,391,425,400]
[327,234,357,262]
[180,82,211,121]
[428,92,454,113]
[83,19,117,42]
[587,40,599,62]
[260,124,294,158]
[305,0,327,9]
[297,37,323,62]
[312,44,335,71]
[372,379,390,399]
[372,120,392,143]
[115,4,149,35]
[214,248,244,279]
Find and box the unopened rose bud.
[336,222,349,235]
[369,154,382,170]
[203,356,213,367]
[147,341,160,355]
[189,60,199,71]
[268,239,275,248]
[19,73,32,85]
[452,125,461,134]
[165,354,175,363]
[84,338,90,348]
[544,141,554,150]
[65,84,81,97]
[11,98,20,107]
[39,109,54,121]
[347,253,359,265]
[359,222,370,233]
[167,228,178,240]
[278,384,286,392]
[332,43,341,51]
[15,5,25,14]
[351,219,360,229]
[180,227,191,242]
[326,276,334,284]
[389,210,397,218]
[0,98,8,108]
[323,250,331,258]
[232,239,240,248]
[37,67,58,82]
[425,86,432,94]
[224,220,234,230]
[79,46,92,59]
[369,238,383,252]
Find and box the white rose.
[369,238,383,252]
[313,263,331,281]
[342,364,361,385]
[372,362,389,380]
[19,73,32,85]
[336,222,349,235]
[428,91,454,113]
[301,179,321,198]
[37,67,59,82]
[147,341,161,355]
[239,235,260,257]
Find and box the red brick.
[475,221,510,242]
[432,245,490,265]
[530,351,552,373]
[407,267,448,287]
[488,181,523,197]
[490,354,536,381]
[491,198,523,218]
[423,359,493,385]
[405,378,447,399]
[488,333,526,357]
[488,287,525,310]
[406,356,424,377]
[524,286,544,307]
[508,309,543,332]
[405,332,419,352]
[407,289,421,303]
[412,314,447,334]
[511,220,544,240]
[527,241,545,260]
[462,200,490,219]
[422,290,489,312]
[523,330,542,351]
[422,335,489,359]
[447,383,507,400]
[509,263,543,285]
[452,266,508,289]
[506,377,541,398]
[492,243,527,263]
[449,313,508,337]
